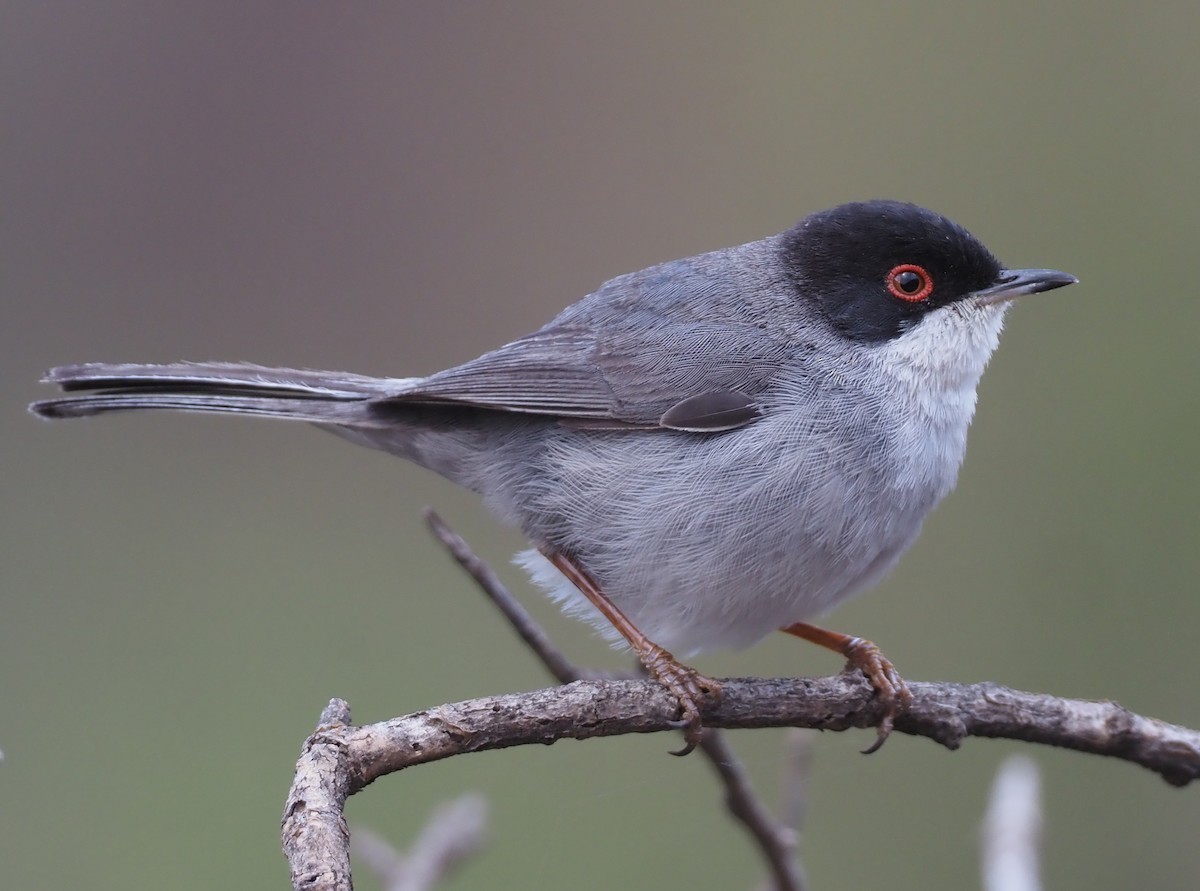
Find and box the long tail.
[30,362,410,425]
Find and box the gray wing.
[35,242,807,432]
[387,319,796,432]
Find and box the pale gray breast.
[523,355,960,653]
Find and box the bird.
[31,200,1077,753]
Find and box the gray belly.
[518,404,960,653]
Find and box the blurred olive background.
[5,3,1199,889]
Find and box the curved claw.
[842,636,912,754]
[640,644,722,756]
[667,718,702,757]
[860,720,892,756]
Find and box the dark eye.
[886,264,934,302]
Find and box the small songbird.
[32,200,1077,752]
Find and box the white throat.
[877,300,1010,409]
[869,299,1012,492]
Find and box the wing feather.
[379,321,794,432]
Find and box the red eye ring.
[886,264,934,302]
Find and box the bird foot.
[639,643,723,756]
[840,636,912,754]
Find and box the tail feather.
[30,361,411,424]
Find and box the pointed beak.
[972,268,1078,306]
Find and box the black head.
[780,200,1004,343]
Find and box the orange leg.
[542,548,721,755]
[782,622,911,753]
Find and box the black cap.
[779,201,1072,343]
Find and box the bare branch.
[282,676,1200,889]
[283,699,355,891]
[331,677,1200,784]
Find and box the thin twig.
[423,508,584,684]
[981,756,1042,891]
[352,827,407,889]
[776,729,816,836]
[699,729,807,891]
[755,729,817,891]
[424,508,807,889]
[354,796,489,891]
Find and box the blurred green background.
[5,3,1199,889]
